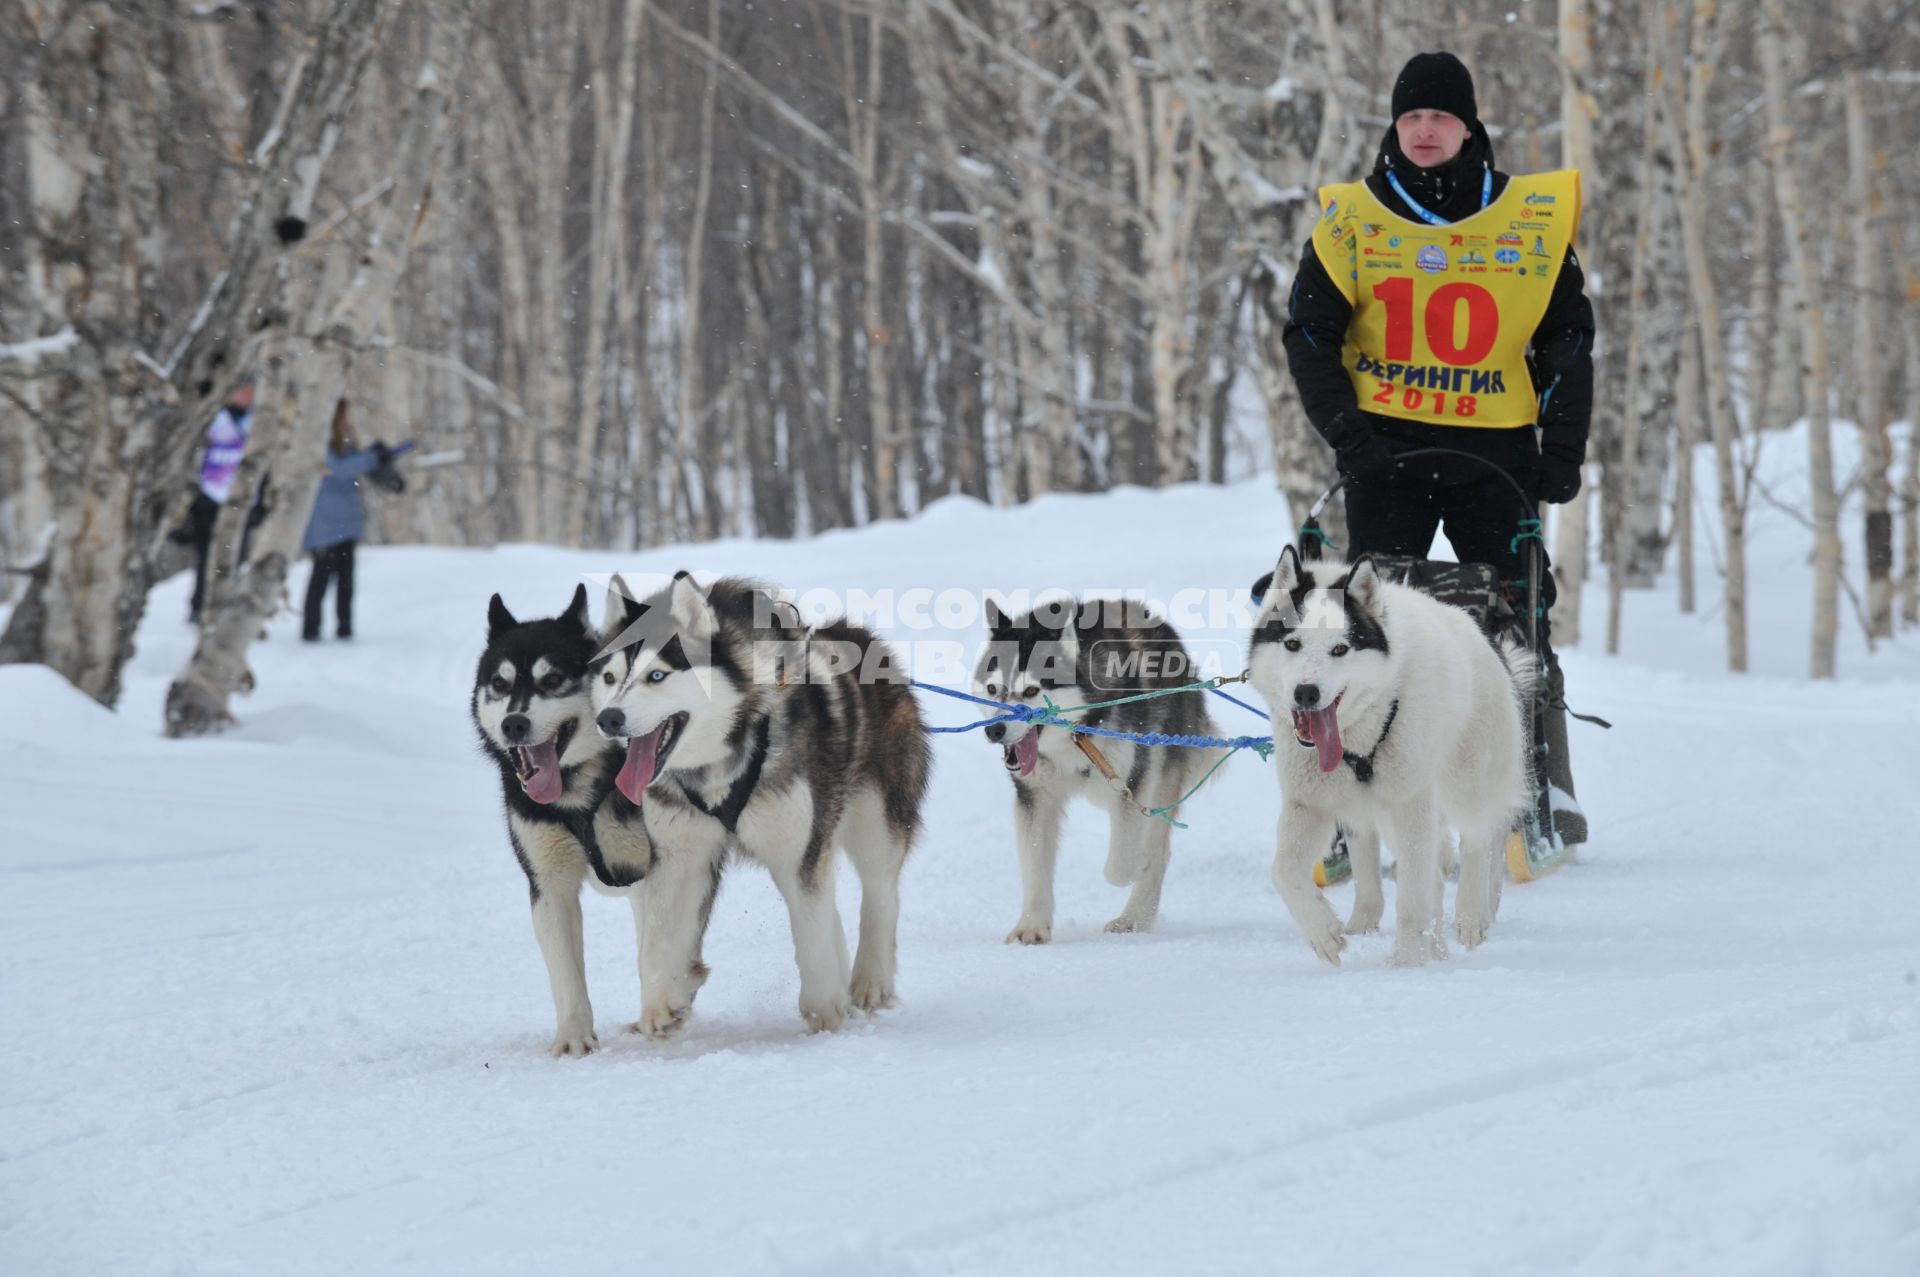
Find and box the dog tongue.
[1014,729,1040,777]
[519,740,563,804]
[615,723,667,804]
[1305,707,1343,774]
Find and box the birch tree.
[1606,0,1687,654]
[1843,0,1894,640]
[1676,0,1747,671]
[1549,0,1597,647]
[1758,1,1842,679]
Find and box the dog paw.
[1389,930,1448,967]
[1387,938,1428,968]
[1297,901,1346,967]
[1005,917,1052,945]
[801,995,851,1033]
[549,1024,599,1058]
[1104,913,1153,935]
[633,999,692,1040]
[1344,899,1384,934]
[849,969,898,1012]
[1455,906,1493,950]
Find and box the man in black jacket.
[1282,51,1591,846]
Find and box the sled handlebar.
[1306,446,1538,520]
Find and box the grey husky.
[472,585,655,1057]
[972,599,1225,942]
[589,572,932,1035]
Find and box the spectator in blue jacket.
[302,399,394,641]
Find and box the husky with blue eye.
[471,585,655,1058]
[1247,547,1533,967]
[589,572,931,1036]
[971,598,1224,943]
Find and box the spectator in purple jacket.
[185,379,259,624]
[301,399,396,642]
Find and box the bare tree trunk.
[1742,205,1778,438]
[564,0,646,548]
[1616,0,1683,592]
[1843,0,1893,640]
[810,206,853,531]
[471,52,536,541]
[1678,0,1745,671]
[672,0,721,539]
[1108,11,1200,486]
[1889,251,1920,629]
[1675,317,1701,615]
[1759,2,1842,678]
[1607,0,1669,656]
[1903,313,1920,627]
[1010,67,1074,498]
[1549,0,1597,647]
[164,3,467,736]
[529,12,577,546]
[624,90,669,546]
[843,10,900,521]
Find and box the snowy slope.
[3,427,1918,1275]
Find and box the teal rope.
[1299,523,1339,553]
[1510,517,1543,556]
[1145,745,1243,828]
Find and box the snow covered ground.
[3,426,1918,1275]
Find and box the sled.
[1312,830,1352,888]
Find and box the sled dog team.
[473,559,1535,1056]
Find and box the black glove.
[1533,455,1583,505]
[1335,433,1398,488]
[373,441,395,465]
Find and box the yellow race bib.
[1310,170,1581,429]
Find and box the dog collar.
[1343,699,1399,784]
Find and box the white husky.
[1248,547,1533,966]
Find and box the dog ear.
[1250,570,1274,605]
[487,593,517,640]
[1055,625,1080,668]
[601,574,633,638]
[1264,545,1305,605]
[984,597,1011,634]
[1343,555,1382,611]
[668,571,715,639]
[561,583,590,632]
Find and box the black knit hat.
[1391,51,1478,125]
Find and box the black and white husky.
[472,585,655,1057]
[972,599,1224,942]
[589,572,932,1035]
[1248,548,1533,967]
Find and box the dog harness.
[677,714,772,833]
[564,793,650,891]
[1342,699,1399,784]
[1310,169,1581,428]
